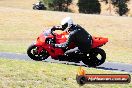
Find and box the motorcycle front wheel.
[33,5,39,10]
[27,44,49,61]
[82,48,106,67]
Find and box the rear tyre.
[27,44,49,61]
[82,48,106,67]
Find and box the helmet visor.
[62,23,68,30]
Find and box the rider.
[52,17,92,54]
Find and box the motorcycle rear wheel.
[27,44,49,61]
[82,48,106,67]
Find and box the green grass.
[0,40,30,53]
[0,58,131,88]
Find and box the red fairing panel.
[92,37,108,48]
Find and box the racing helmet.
[61,17,73,30]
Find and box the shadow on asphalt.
[43,60,132,73]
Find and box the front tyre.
[33,5,39,10]
[33,5,37,10]
[82,48,106,67]
[27,44,49,61]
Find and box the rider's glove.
[51,26,56,31]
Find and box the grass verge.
[0,58,131,88]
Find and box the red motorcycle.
[27,29,108,67]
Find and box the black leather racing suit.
[55,24,92,53]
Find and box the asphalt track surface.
[0,52,132,73]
